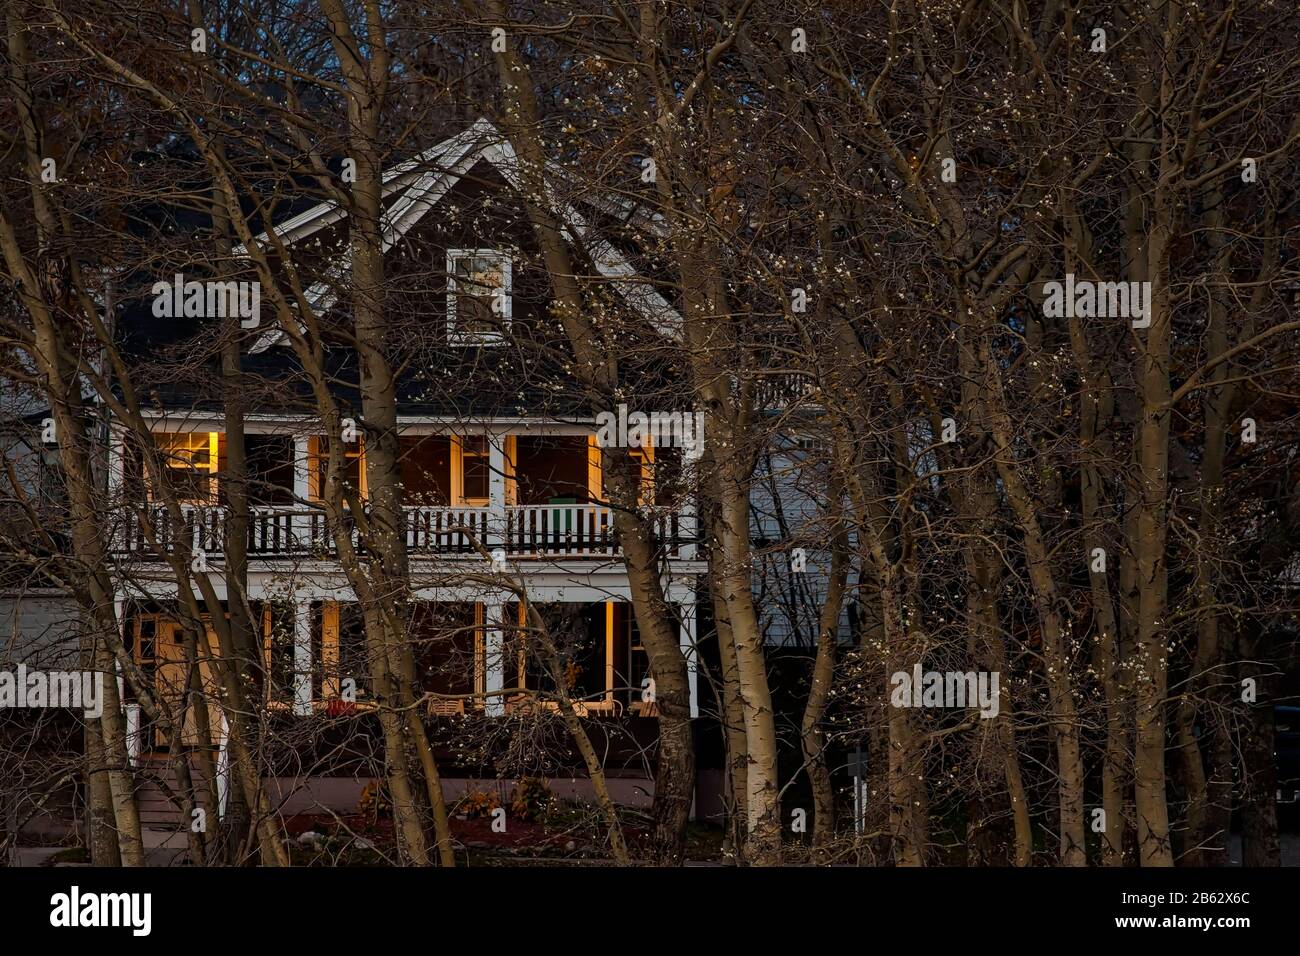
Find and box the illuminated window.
[261,603,296,707]
[157,432,218,502]
[314,435,365,500]
[459,435,490,502]
[447,249,510,345]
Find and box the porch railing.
[113,502,695,562]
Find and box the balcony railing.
[113,502,695,562]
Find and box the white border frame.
[446,248,511,346]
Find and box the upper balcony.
[109,428,697,563]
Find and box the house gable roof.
[240,118,679,352]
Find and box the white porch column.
[293,602,312,716]
[487,432,507,555]
[124,703,142,766]
[678,495,697,559]
[215,715,230,820]
[680,599,699,719]
[293,435,311,548]
[484,601,505,716]
[107,427,125,497]
[107,428,126,551]
[114,594,128,725]
[119,590,139,763]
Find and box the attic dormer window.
[447,249,511,345]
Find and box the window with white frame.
[446,249,511,345]
[457,435,490,503]
[156,432,218,503]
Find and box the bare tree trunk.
[711,591,749,857]
[519,601,630,864]
[94,633,144,866]
[1173,171,1275,866]
[800,505,848,859]
[204,98,280,864]
[177,625,216,866]
[966,576,1033,866]
[318,0,455,866]
[1060,192,1128,868]
[1239,625,1280,867]
[980,352,1087,866]
[709,453,782,865]
[3,3,145,865]
[881,570,926,867]
[84,717,121,866]
[1132,210,1175,869]
[481,19,698,861]
[607,454,698,864]
[950,311,1033,867]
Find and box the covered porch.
[111,424,695,562]
[117,579,701,761]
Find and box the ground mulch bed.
[282,810,643,861]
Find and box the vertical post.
[850,746,867,835]
[488,432,507,555]
[3,791,16,868]
[679,598,699,719]
[293,435,311,551]
[107,426,125,497]
[605,602,615,708]
[215,714,229,820]
[124,704,141,766]
[114,594,127,713]
[678,495,696,559]
[484,601,505,716]
[107,428,125,550]
[293,602,312,716]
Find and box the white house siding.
[0,594,84,670]
[750,444,857,648]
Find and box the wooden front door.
[134,616,225,750]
